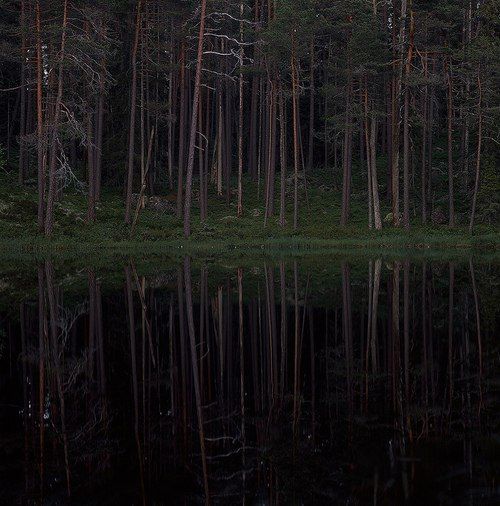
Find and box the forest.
[0,0,498,243]
[1,2,499,502]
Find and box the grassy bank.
[1,172,498,258]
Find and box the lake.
[0,253,498,504]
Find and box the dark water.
[0,256,499,505]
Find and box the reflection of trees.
[3,258,493,504]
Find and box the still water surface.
[0,255,498,504]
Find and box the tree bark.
[183,0,208,238]
[469,71,482,233]
[44,0,69,236]
[291,43,300,230]
[125,0,143,224]
[447,60,455,226]
[307,38,315,171]
[35,0,45,231]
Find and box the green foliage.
[261,0,318,69]
[0,171,498,256]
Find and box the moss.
[0,171,498,259]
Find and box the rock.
[131,194,175,214]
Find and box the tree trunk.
[391,0,409,227]
[35,0,45,231]
[469,71,482,233]
[125,0,143,224]
[237,0,244,217]
[307,38,315,171]
[403,12,413,229]
[447,60,455,226]
[420,52,428,224]
[340,74,352,226]
[371,115,382,230]
[183,0,208,238]
[19,0,27,184]
[44,0,69,236]
[291,44,299,230]
[279,81,286,227]
[176,42,186,218]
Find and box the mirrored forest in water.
[0,256,498,504]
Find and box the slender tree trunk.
[371,116,382,230]
[237,1,244,217]
[447,60,454,226]
[183,0,208,238]
[36,0,45,231]
[307,38,315,171]
[403,12,414,229]
[19,0,27,184]
[95,73,105,201]
[177,44,187,217]
[391,0,409,227]
[87,107,95,222]
[167,25,174,189]
[125,0,143,224]
[363,82,373,228]
[340,73,352,226]
[291,44,299,230]
[264,78,276,224]
[421,52,428,224]
[279,81,286,227]
[469,71,482,233]
[44,0,69,237]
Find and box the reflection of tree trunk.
[131,263,156,367]
[279,261,287,398]
[20,302,28,488]
[45,262,71,496]
[293,261,300,436]
[177,268,188,453]
[341,262,353,425]
[421,262,429,429]
[168,294,176,443]
[125,265,145,502]
[184,257,210,503]
[37,265,46,497]
[403,260,410,402]
[309,307,316,445]
[265,265,278,398]
[469,260,482,379]
[448,263,454,410]
[391,262,401,409]
[238,267,246,488]
[371,259,381,374]
[365,261,373,404]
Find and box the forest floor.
[0,171,498,259]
